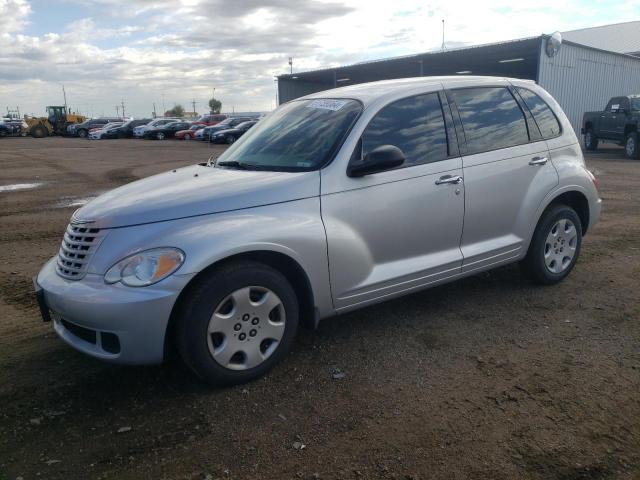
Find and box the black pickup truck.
[582,95,640,159]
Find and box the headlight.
[104,248,185,287]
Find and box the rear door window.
[450,87,529,154]
[362,93,449,167]
[516,87,561,139]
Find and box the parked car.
[201,117,255,141]
[210,120,257,144]
[194,128,206,140]
[582,95,640,158]
[88,122,124,139]
[70,117,124,138]
[34,76,601,385]
[191,114,228,126]
[101,119,153,139]
[175,124,205,140]
[143,121,192,140]
[0,123,13,137]
[133,118,181,138]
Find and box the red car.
[191,114,228,126]
[175,124,205,140]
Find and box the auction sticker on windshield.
[307,99,349,111]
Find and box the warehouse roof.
[562,21,640,56]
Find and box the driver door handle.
[435,175,463,185]
[529,156,548,166]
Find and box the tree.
[209,97,222,114]
[164,104,185,117]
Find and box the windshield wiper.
[216,160,250,169]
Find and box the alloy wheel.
[626,136,635,157]
[544,218,578,273]
[207,286,285,370]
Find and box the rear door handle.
[529,156,548,166]
[435,175,463,185]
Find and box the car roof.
[300,75,534,107]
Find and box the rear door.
[322,92,465,310]
[447,85,558,273]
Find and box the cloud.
[0,0,639,117]
[0,0,31,35]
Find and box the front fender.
[89,197,334,318]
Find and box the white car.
[132,118,180,138]
[35,76,601,386]
[88,122,123,140]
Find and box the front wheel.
[175,261,299,385]
[625,132,640,159]
[31,125,48,138]
[184,133,191,140]
[226,135,236,144]
[77,129,88,138]
[584,129,598,151]
[156,132,165,140]
[520,204,582,285]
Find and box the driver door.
[321,92,465,311]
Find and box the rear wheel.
[226,135,236,144]
[157,132,165,140]
[624,132,639,159]
[521,204,582,285]
[584,128,598,151]
[184,133,192,140]
[176,261,299,385]
[31,125,48,138]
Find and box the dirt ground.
[0,137,638,480]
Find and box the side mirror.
[347,145,405,178]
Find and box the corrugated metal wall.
[538,40,640,138]
[278,79,334,104]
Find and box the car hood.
[73,164,320,228]
[212,128,236,136]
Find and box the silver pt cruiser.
[35,76,601,385]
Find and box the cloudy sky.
[0,0,638,118]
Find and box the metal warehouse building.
[277,21,640,138]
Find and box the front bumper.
[36,257,195,365]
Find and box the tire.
[584,128,598,151]
[624,132,640,159]
[175,261,299,386]
[31,125,48,138]
[157,132,165,140]
[520,204,582,285]
[184,133,191,140]
[226,135,236,144]
[77,129,88,138]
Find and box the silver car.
[35,76,601,385]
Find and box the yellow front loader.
[25,106,86,138]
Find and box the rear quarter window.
[516,87,561,139]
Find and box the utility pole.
[62,84,68,112]
[288,57,293,74]
[191,98,197,115]
[115,105,120,116]
[121,99,126,118]
[441,19,446,51]
[162,93,166,116]
[153,102,157,118]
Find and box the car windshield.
[631,98,640,111]
[236,121,255,130]
[215,99,362,171]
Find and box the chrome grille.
[56,223,105,280]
